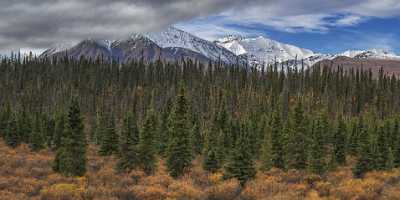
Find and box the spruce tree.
[333,117,347,165]
[30,116,45,151]
[309,114,327,175]
[99,111,119,156]
[353,126,373,178]
[91,111,103,145]
[156,99,172,155]
[166,86,193,178]
[53,98,86,177]
[287,101,308,170]
[203,147,220,173]
[17,110,32,144]
[213,103,231,164]
[261,111,285,170]
[223,123,256,185]
[260,127,272,171]
[191,115,203,155]
[0,102,12,139]
[116,111,140,173]
[5,114,19,148]
[203,129,221,172]
[387,147,395,170]
[374,124,390,170]
[137,106,158,175]
[53,111,66,150]
[270,111,285,169]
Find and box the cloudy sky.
[1,0,400,55]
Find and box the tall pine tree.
[137,106,158,175]
[116,111,140,173]
[287,101,308,170]
[224,122,256,185]
[333,117,347,166]
[166,86,193,178]
[308,113,327,175]
[99,111,119,156]
[53,98,87,177]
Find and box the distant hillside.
[315,56,400,76]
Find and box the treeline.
[0,56,400,184]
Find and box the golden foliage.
[40,183,85,200]
[1,140,400,200]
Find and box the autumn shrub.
[334,177,384,200]
[167,179,204,200]
[131,185,168,200]
[206,179,241,200]
[1,140,400,200]
[40,183,85,200]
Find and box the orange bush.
[206,179,241,200]
[0,139,400,200]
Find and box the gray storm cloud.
[0,0,399,52]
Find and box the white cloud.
[186,0,400,35]
[1,0,400,52]
[335,15,365,26]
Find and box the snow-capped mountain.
[216,35,315,65]
[339,49,400,60]
[41,42,76,57]
[216,35,400,67]
[41,36,210,64]
[40,27,400,68]
[41,27,240,64]
[146,27,240,64]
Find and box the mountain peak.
[145,26,240,64]
[216,35,314,64]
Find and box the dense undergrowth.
[1,140,400,200]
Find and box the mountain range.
[40,27,400,73]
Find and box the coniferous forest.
[2,56,400,199]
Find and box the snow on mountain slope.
[40,42,76,57]
[146,27,240,64]
[342,49,400,60]
[216,35,315,65]
[40,27,400,67]
[217,35,400,67]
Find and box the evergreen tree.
[17,110,31,144]
[374,124,390,170]
[137,106,158,175]
[387,147,395,170]
[53,111,67,150]
[166,86,193,178]
[353,126,373,178]
[156,99,172,155]
[116,111,140,173]
[43,115,55,148]
[191,119,203,155]
[260,127,272,171]
[261,111,285,170]
[0,103,12,139]
[224,123,256,185]
[287,101,308,170]
[309,113,327,175]
[333,118,347,165]
[91,111,103,145]
[53,98,87,177]
[203,147,220,173]
[99,111,119,156]
[270,111,285,169]
[30,116,45,151]
[203,128,221,172]
[5,114,19,148]
[212,102,231,164]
